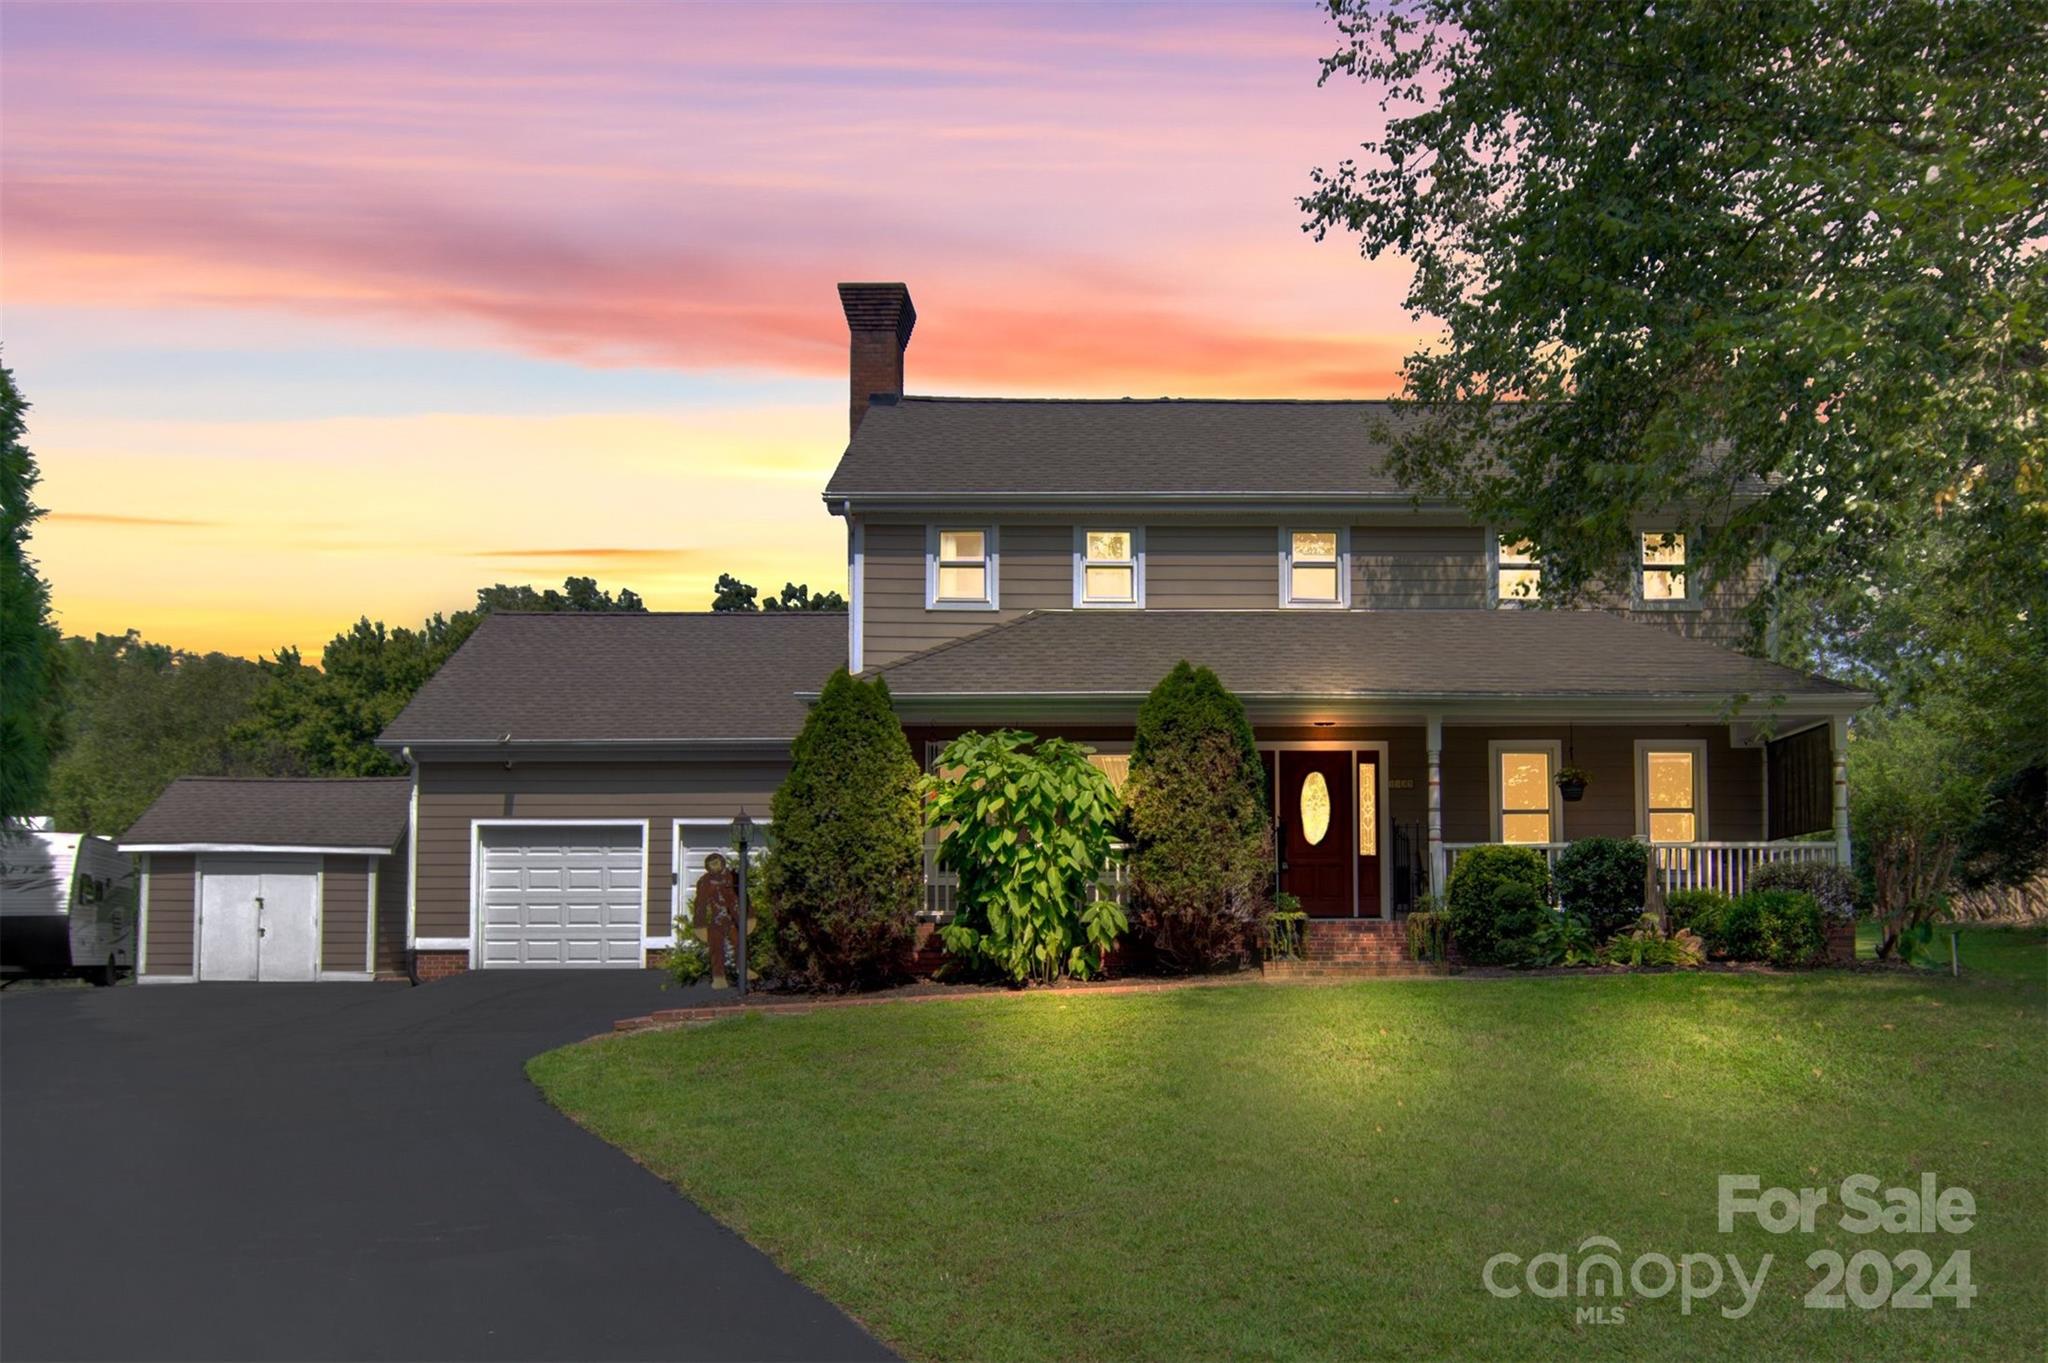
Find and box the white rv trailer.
[0,818,138,984]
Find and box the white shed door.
[198,857,319,981]
[479,826,644,967]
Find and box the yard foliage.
[1442,844,1552,965]
[0,361,59,820]
[1124,662,1273,972]
[1552,837,1649,941]
[1852,706,1989,958]
[762,669,922,990]
[922,730,1126,984]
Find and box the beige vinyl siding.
[320,856,371,973]
[413,759,792,942]
[861,522,1069,670]
[375,833,408,975]
[142,854,195,977]
[1144,526,1278,609]
[1439,724,1762,843]
[1611,557,1769,649]
[1351,525,1487,609]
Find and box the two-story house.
[123,283,1867,982]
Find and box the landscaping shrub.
[1519,910,1597,967]
[1747,859,1861,921]
[1443,845,1553,965]
[1664,888,1731,937]
[1125,661,1273,972]
[1705,893,1765,960]
[921,729,1127,984]
[661,927,709,987]
[761,669,922,990]
[1598,916,1706,967]
[1552,837,1651,940]
[1751,889,1826,966]
[1404,906,1450,963]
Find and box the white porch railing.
[1441,840,1837,901]
[922,836,1129,918]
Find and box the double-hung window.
[1490,741,1560,845]
[1638,742,1705,843]
[1494,536,1541,605]
[928,527,996,609]
[1636,531,1693,606]
[1075,529,1142,607]
[1282,529,1347,607]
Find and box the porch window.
[1637,532,1692,605]
[1491,743,1559,844]
[1639,742,1705,842]
[928,527,996,609]
[1075,529,1142,607]
[1283,529,1347,607]
[1495,537,1541,605]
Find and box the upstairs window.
[1283,529,1347,607]
[928,527,996,609]
[1495,537,1541,605]
[1637,531,1693,606]
[1075,529,1142,607]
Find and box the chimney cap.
[838,282,916,346]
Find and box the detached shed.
[121,778,411,983]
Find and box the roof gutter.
[376,737,797,761]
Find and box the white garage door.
[479,825,644,968]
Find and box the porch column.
[1426,713,1445,897]
[1830,714,1852,868]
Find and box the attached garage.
[476,823,646,968]
[122,778,411,984]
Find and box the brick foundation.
[1824,918,1857,966]
[413,950,470,982]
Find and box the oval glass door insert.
[1299,770,1331,846]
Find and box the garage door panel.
[477,825,644,968]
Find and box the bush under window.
[1751,889,1826,966]
[1552,837,1651,941]
[1443,844,1553,965]
[1747,859,1860,921]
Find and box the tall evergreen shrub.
[1125,662,1273,971]
[761,669,921,990]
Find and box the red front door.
[1278,749,1354,918]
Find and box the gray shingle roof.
[379,612,847,746]
[825,398,1427,499]
[122,778,411,850]
[870,610,1864,704]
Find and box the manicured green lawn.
[531,925,2046,1362]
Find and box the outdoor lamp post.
[731,810,754,999]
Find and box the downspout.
[402,745,422,987]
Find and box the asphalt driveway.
[0,973,893,1362]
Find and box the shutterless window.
[934,529,990,604]
[1497,749,1554,844]
[1497,537,1541,604]
[1288,531,1342,604]
[1644,748,1700,842]
[1079,530,1138,605]
[1639,532,1689,602]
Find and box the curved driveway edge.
[1,973,895,1362]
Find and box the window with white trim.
[1495,536,1541,605]
[1490,742,1559,844]
[1283,529,1346,606]
[1637,531,1693,605]
[1075,529,1141,607]
[928,527,995,608]
[1638,743,1705,842]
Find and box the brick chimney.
[837,282,916,439]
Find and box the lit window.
[1299,771,1331,845]
[1496,537,1541,604]
[1358,757,1377,857]
[1286,530,1344,605]
[1639,532,1689,602]
[1496,748,1554,844]
[1086,752,1131,793]
[932,528,993,606]
[1078,530,1140,606]
[1643,748,1701,842]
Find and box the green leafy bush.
[1705,894,1765,960]
[761,669,922,991]
[1518,910,1597,967]
[1125,662,1273,972]
[1552,838,1650,941]
[1404,907,1450,963]
[661,922,709,988]
[1444,845,1553,965]
[1747,859,1860,921]
[1752,889,1826,966]
[1664,888,1731,937]
[921,729,1128,984]
[1599,917,1706,967]
[1265,904,1308,961]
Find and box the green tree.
[1125,662,1273,972]
[710,574,847,612]
[474,576,645,614]
[0,361,60,819]
[1851,705,1989,959]
[761,669,922,989]
[922,729,1128,984]
[46,633,275,834]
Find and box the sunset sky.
[3,1,1430,659]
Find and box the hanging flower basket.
[1555,766,1591,802]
